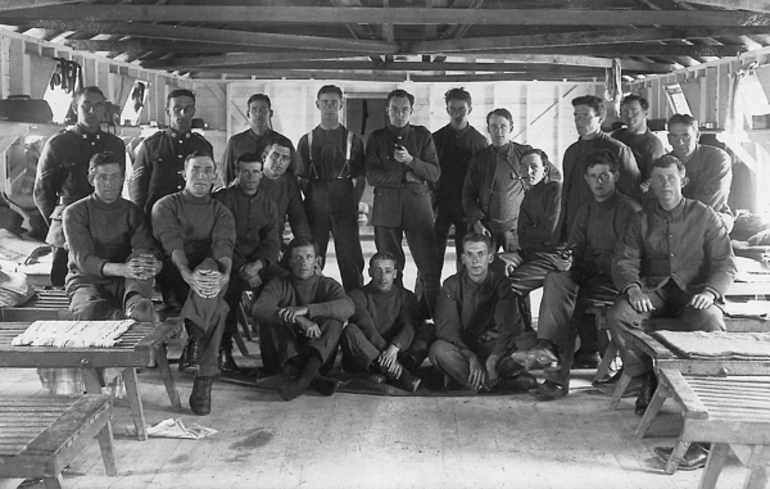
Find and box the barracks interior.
[2,2,770,488]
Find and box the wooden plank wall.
[0,29,192,125]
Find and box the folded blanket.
[651,330,770,360]
[12,320,133,348]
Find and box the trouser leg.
[259,322,294,374]
[308,203,331,272]
[67,283,123,320]
[400,321,436,371]
[330,208,364,292]
[544,275,617,386]
[607,291,663,378]
[535,270,581,352]
[179,258,229,377]
[50,246,68,288]
[404,219,440,320]
[375,226,405,280]
[429,340,472,390]
[340,323,381,372]
[222,273,246,348]
[303,317,343,375]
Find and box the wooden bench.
[0,319,184,441]
[0,395,117,488]
[0,289,72,321]
[641,368,770,487]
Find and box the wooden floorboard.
[0,239,760,488]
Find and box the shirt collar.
[73,124,101,139]
[165,127,193,140]
[653,197,687,219]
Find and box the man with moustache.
[365,89,441,317]
[34,86,126,287]
[222,94,294,187]
[432,88,489,274]
[130,89,212,217]
[296,85,365,292]
[152,151,235,415]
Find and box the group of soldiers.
[32,83,737,467]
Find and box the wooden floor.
[0,237,758,488]
[0,364,754,489]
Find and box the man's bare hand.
[688,291,715,310]
[378,345,402,378]
[627,286,655,313]
[467,354,486,392]
[473,220,491,237]
[485,354,500,389]
[393,145,414,166]
[278,305,309,323]
[239,261,264,284]
[295,316,321,339]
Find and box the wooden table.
[0,319,184,441]
[609,320,770,409]
[645,368,770,488]
[0,395,117,488]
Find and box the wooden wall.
[214,79,605,171]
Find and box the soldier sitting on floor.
[63,151,161,321]
[429,233,538,394]
[341,252,435,393]
[251,238,354,401]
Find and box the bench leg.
[745,446,770,489]
[42,475,64,489]
[155,343,183,412]
[122,367,148,441]
[635,383,669,439]
[609,372,633,409]
[699,443,730,489]
[82,368,105,393]
[238,300,253,342]
[593,339,617,383]
[232,328,249,356]
[96,419,119,477]
[665,439,692,475]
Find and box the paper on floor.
[126,418,218,440]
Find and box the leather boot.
[179,337,201,376]
[217,344,238,373]
[635,370,658,415]
[189,376,213,416]
[391,371,422,393]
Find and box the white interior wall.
[217,79,604,170]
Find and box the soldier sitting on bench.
[63,151,161,321]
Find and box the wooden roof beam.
[412,27,770,53]
[0,0,85,10]
[145,60,613,74]
[141,52,368,69]
[677,0,770,12]
[66,39,746,57]
[3,6,770,26]
[14,20,399,54]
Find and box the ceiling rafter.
[412,26,770,53]
[3,5,770,26]
[14,19,400,54]
[65,39,746,57]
